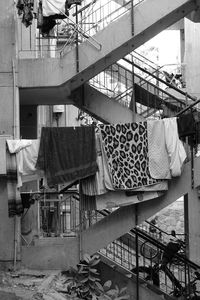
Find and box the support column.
[0,0,19,268]
[188,188,200,265]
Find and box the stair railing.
[90,62,187,117]
[75,0,145,38]
[99,226,200,298]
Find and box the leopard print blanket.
[99,122,158,190]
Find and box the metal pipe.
[76,4,79,73]
[131,0,134,36]
[135,204,139,300]
[176,97,200,116]
[12,58,21,271]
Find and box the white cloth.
[163,117,187,177]
[42,0,66,16]
[19,140,40,175]
[147,120,171,180]
[7,139,32,153]
[6,139,43,187]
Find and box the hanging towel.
[99,122,158,190]
[42,0,66,16]
[7,139,44,186]
[177,112,196,138]
[163,117,187,177]
[36,127,98,186]
[81,133,108,196]
[147,120,171,180]
[6,150,23,217]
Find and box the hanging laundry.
[20,192,35,209]
[42,0,69,17]
[163,117,186,177]
[99,122,159,190]
[7,139,33,187]
[147,120,171,180]
[81,133,107,196]
[6,149,23,218]
[177,111,200,148]
[79,185,96,211]
[177,112,196,138]
[16,0,34,27]
[36,127,98,186]
[67,0,82,6]
[7,139,44,186]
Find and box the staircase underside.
[18,0,198,103]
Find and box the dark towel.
[36,127,98,186]
[177,113,196,137]
[6,150,23,217]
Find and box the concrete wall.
[183,18,200,263]
[0,0,17,268]
[21,236,79,270]
[184,18,200,100]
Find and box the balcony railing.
[17,0,145,58]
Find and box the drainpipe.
[12,59,21,271]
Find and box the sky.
[146,30,181,72]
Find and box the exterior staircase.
[20,0,200,275]
[18,0,198,104]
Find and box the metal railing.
[77,0,144,38]
[38,191,80,237]
[17,0,145,58]
[90,60,187,118]
[100,226,200,298]
[37,193,200,298]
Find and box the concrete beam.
[18,0,197,96]
[72,84,136,123]
[19,86,75,106]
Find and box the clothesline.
[3,113,200,217]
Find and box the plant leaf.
[103,280,112,289]
[95,281,104,292]
[106,289,117,296]
[83,253,91,263]
[89,268,99,274]
[80,277,89,283]
[119,287,127,294]
[91,259,100,266]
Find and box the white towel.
[42,0,66,16]
[147,119,171,180]
[163,117,187,177]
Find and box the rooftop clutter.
[5,113,199,217]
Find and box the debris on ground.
[0,269,71,300]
